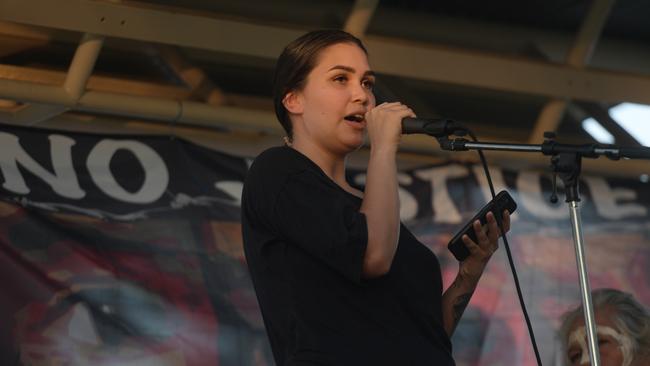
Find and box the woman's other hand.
[459,210,511,280]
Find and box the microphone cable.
[464,129,544,366]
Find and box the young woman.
[241,29,510,365]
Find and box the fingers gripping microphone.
[401,117,466,137]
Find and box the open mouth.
[344,114,365,123]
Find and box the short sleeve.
[272,171,368,283]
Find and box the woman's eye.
[362,79,375,90]
[334,75,348,83]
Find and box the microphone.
[402,117,466,137]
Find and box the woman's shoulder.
[252,145,294,166]
[245,146,316,190]
[249,146,321,177]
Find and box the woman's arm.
[360,102,414,278]
[441,210,511,336]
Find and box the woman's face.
[288,42,376,155]
[566,307,633,366]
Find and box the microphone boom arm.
[438,136,650,160]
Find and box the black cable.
[466,130,544,366]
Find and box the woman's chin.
[342,136,365,152]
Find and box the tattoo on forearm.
[452,293,472,325]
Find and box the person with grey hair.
[559,288,650,366]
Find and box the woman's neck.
[290,140,349,188]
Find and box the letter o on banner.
[87,140,169,203]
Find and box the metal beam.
[3,1,650,75]
[0,78,279,133]
[156,45,225,105]
[364,37,650,105]
[0,0,300,59]
[0,104,66,125]
[0,33,49,58]
[2,32,104,125]
[0,64,192,99]
[63,33,104,100]
[0,20,76,42]
[574,102,640,146]
[528,0,616,143]
[343,0,379,38]
[2,0,650,105]
[566,0,617,67]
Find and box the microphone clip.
[437,136,470,151]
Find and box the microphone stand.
[437,132,650,366]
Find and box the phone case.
[447,190,517,262]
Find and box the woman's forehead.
[313,43,370,72]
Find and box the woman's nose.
[351,84,369,105]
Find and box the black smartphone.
[447,190,517,262]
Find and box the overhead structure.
[529,0,616,143]
[344,0,380,37]
[0,0,648,176]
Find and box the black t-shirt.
[241,146,454,366]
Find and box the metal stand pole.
[569,201,600,365]
[551,147,601,366]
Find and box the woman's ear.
[283,91,304,115]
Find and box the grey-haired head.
[559,288,650,365]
